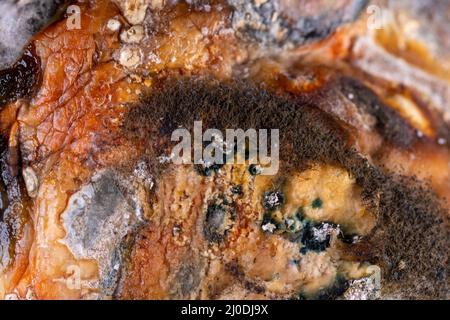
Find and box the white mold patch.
[118,46,142,68]
[115,0,149,25]
[22,166,39,198]
[107,18,121,32]
[120,25,145,44]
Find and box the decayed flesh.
[118,162,376,299]
[0,0,448,299]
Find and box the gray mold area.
[60,170,146,298]
[0,0,66,69]
[229,0,368,47]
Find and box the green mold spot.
[312,197,323,209]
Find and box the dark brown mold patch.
[123,78,449,299]
[338,77,417,148]
[124,78,351,175]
